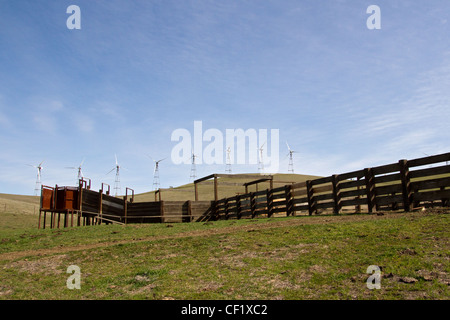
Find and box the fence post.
[38,209,42,229]
[267,188,274,218]
[194,183,198,201]
[306,180,315,215]
[123,196,128,224]
[236,195,242,219]
[38,185,42,229]
[356,176,362,213]
[364,168,376,213]
[187,200,193,222]
[440,186,449,207]
[98,190,103,225]
[285,185,293,216]
[332,174,341,214]
[212,201,218,221]
[250,192,256,218]
[160,200,165,223]
[224,198,229,220]
[399,159,412,212]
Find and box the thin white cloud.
[30,99,66,134]
[72,114,95,134]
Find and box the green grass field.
[1,197,449,299]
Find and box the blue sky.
[0,0,449,195]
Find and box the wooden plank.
[272,206,287,214]
[340,188,366,199]
[340,197,368,207]
[409,165,450,179]
[373,173,401,185]
[337,169,365,181]
[371,162,399,176]
[254,189,268,197]
[375,184,403,196]
[408,152,450,168]
[375,194,403,206]
[292,194,308,202]
[292,188,308,197]
[255,202,268,209]
[312,185,333,194]
[315,201,335,210]
[255,197,267,203]
[272,199,287,207]
[272,186,287,193]
[413,189,450,202]
[339,179,366,190]
[310,176,333,186]
[293,204,309,211]
[410,177,450,191]
[292,198,308,206]
[291,181,307,189]
[314,193,334,202]
[194,174,216,184]
[272,193,287,200]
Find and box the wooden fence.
[38,152,450,228]
[211,152,450,219]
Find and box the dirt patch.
[309,264,328,273]
[5,254,68,275]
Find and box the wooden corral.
[38,152,450,229]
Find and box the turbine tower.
[225,146,232,173]
[286,142,296,173]
[66,158,85,185]
[149,156,166,190]
[258,142,265,174]
[28,161,44,196]
[107,154,122,197]
[190,151,197,181]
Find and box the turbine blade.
[106,167,115,175]
[80,158,85,167]
[286,141,291,151]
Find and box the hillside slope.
[134,173,321,202]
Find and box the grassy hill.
[134,173,321,202]
[0,193,40,216]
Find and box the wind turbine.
[286,142,296,173]
[66,158,85,184]
[148,155,166,190]
[190,151,197,181]
[27,160,44,196]
[225,146,232,173]
[106,154,123,197]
